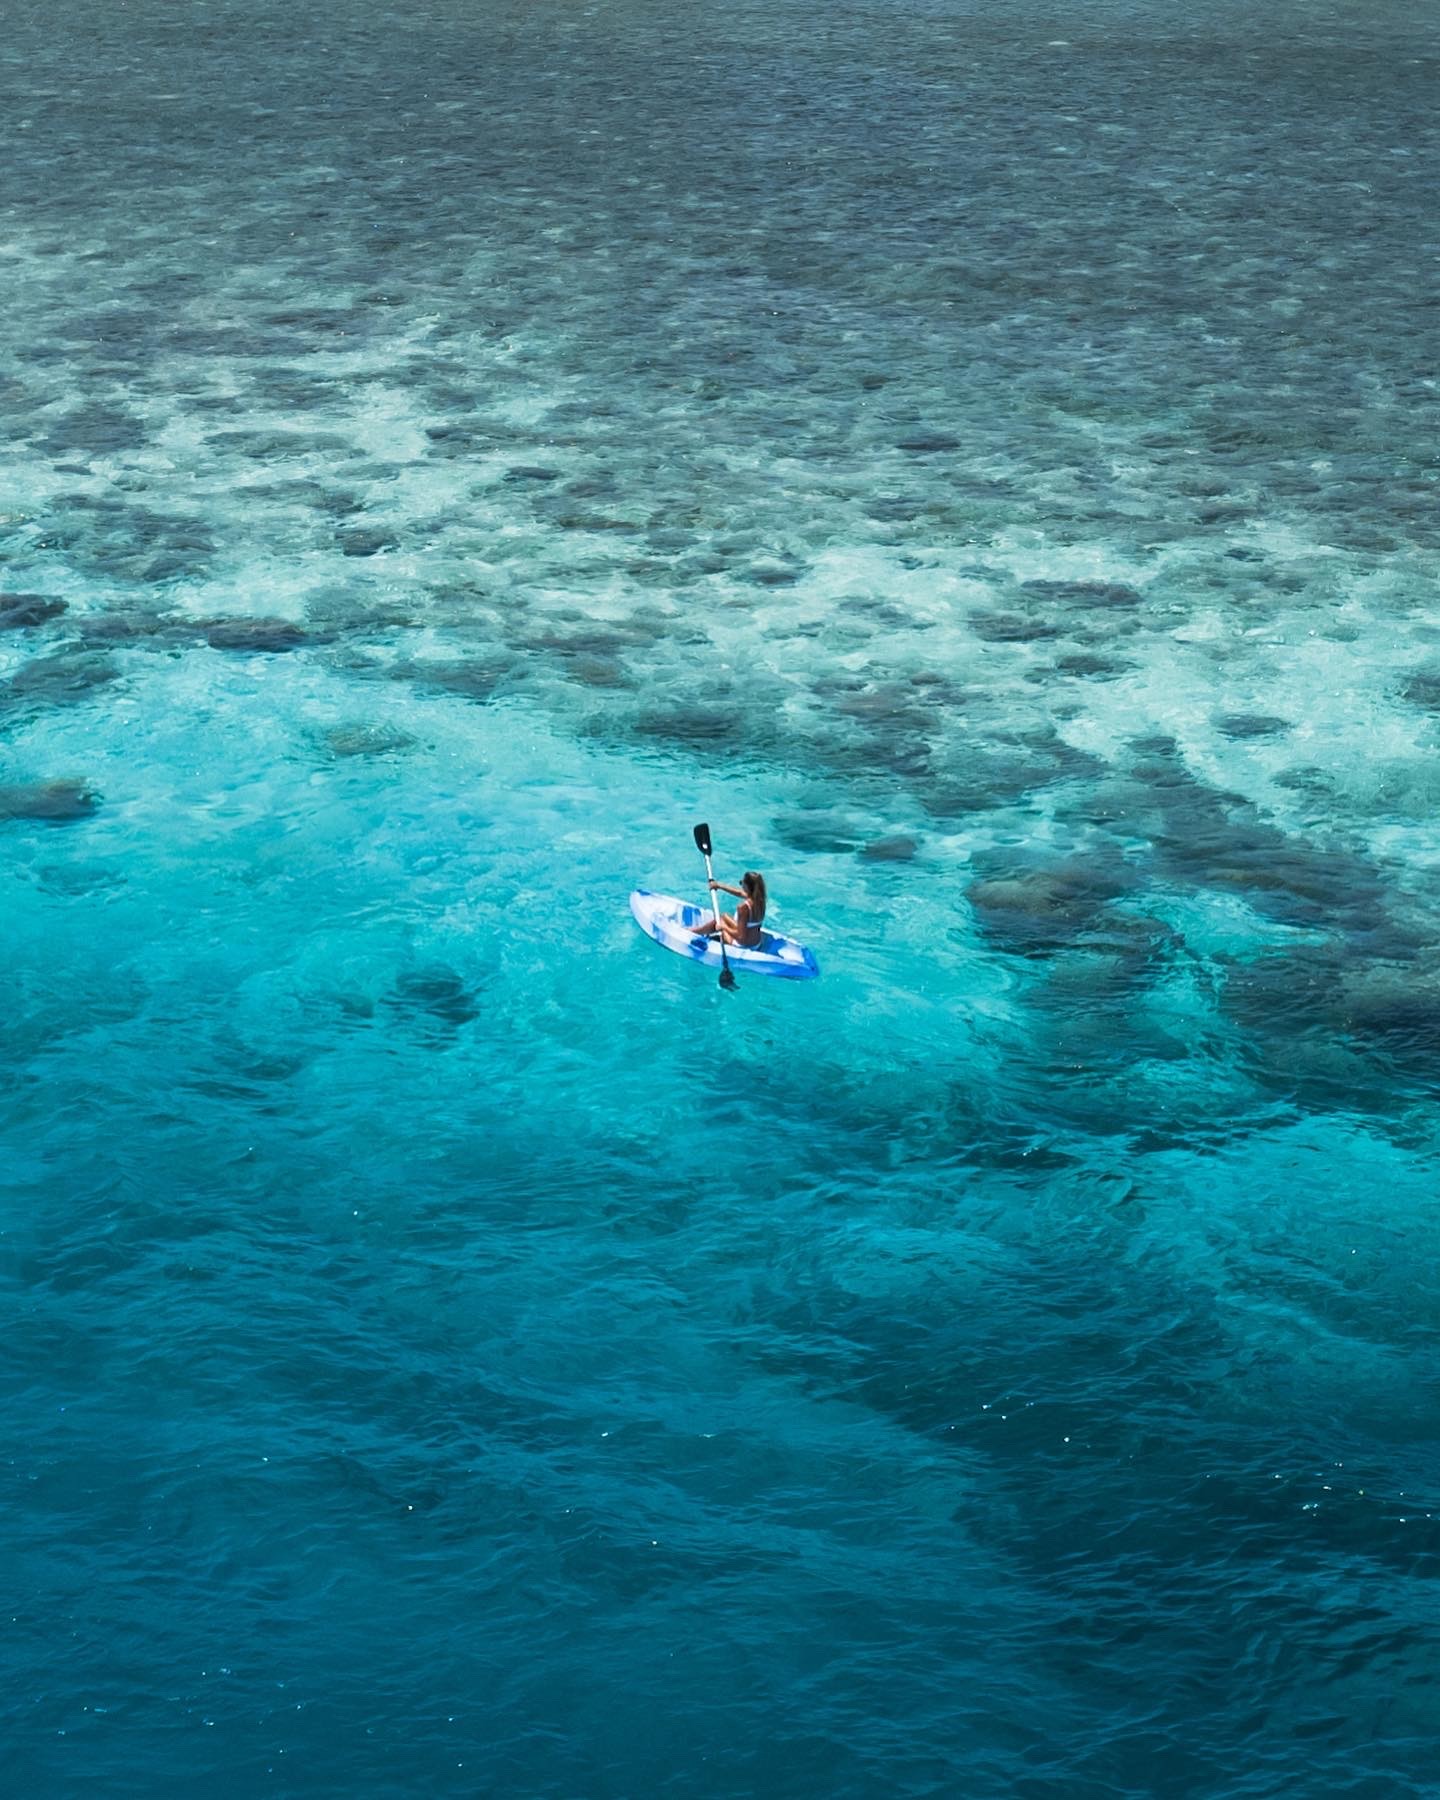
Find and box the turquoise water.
[5,1,1440,1793]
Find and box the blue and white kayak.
[629,890,820,980]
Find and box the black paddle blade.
[719,964,738,990]
[693,821,712,857]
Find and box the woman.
[693,869,767,948]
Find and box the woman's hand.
[708,878,719,890]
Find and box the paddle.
[693,821,737,990]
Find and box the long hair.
[741,870,766,921]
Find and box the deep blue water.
[4,2,1440,1794]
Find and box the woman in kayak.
[693,869,767,947]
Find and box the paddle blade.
[692,821,712,857]
[719,964,737,990]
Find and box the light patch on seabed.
[2,643,1008,1108]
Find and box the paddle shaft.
[701,848,725,935]
[693,820,737,988]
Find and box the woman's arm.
[708,880,745,899]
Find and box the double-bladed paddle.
[693,821,737,990]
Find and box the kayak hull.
[629,890,820,980]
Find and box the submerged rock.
[400,658,511,703]
[1400,668,1440,712]
[968,858,1136,953]
[0,595,67,629]
[865,495,927,523]
[922,731,1107,819]
[80,609,184,645]
[837,596,916,628]
[895,430,960,453]
[633,704,748,750]
[860,834,920,862]
[4,652,120,705]
[771,811,865,855]
[203,618,308,652]
[969,610,1059,644]
[806,720,933,781]
[1214,712,1292,739]
[386,966,480,1029]
[551,512,639,534]
[337,527,399,558]
[1115,736,1386,932]
[321,722,417,758]
[745,560,805,588]
[1338,962,1440,1047]
[206,428,351,459]
[1170,822,1382,931]
[1021,579,1145,609]
[824,677,938,723]
[529,626,635,657]
[1050,650,1133,678]
[42,402,147,455]
[0,779,99,822]
[563,655,631,689]
[1222,945,1440,1067]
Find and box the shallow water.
[4,2,1440,1794]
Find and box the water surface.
[4,2,1439,1794]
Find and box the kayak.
[629,890,820,980]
